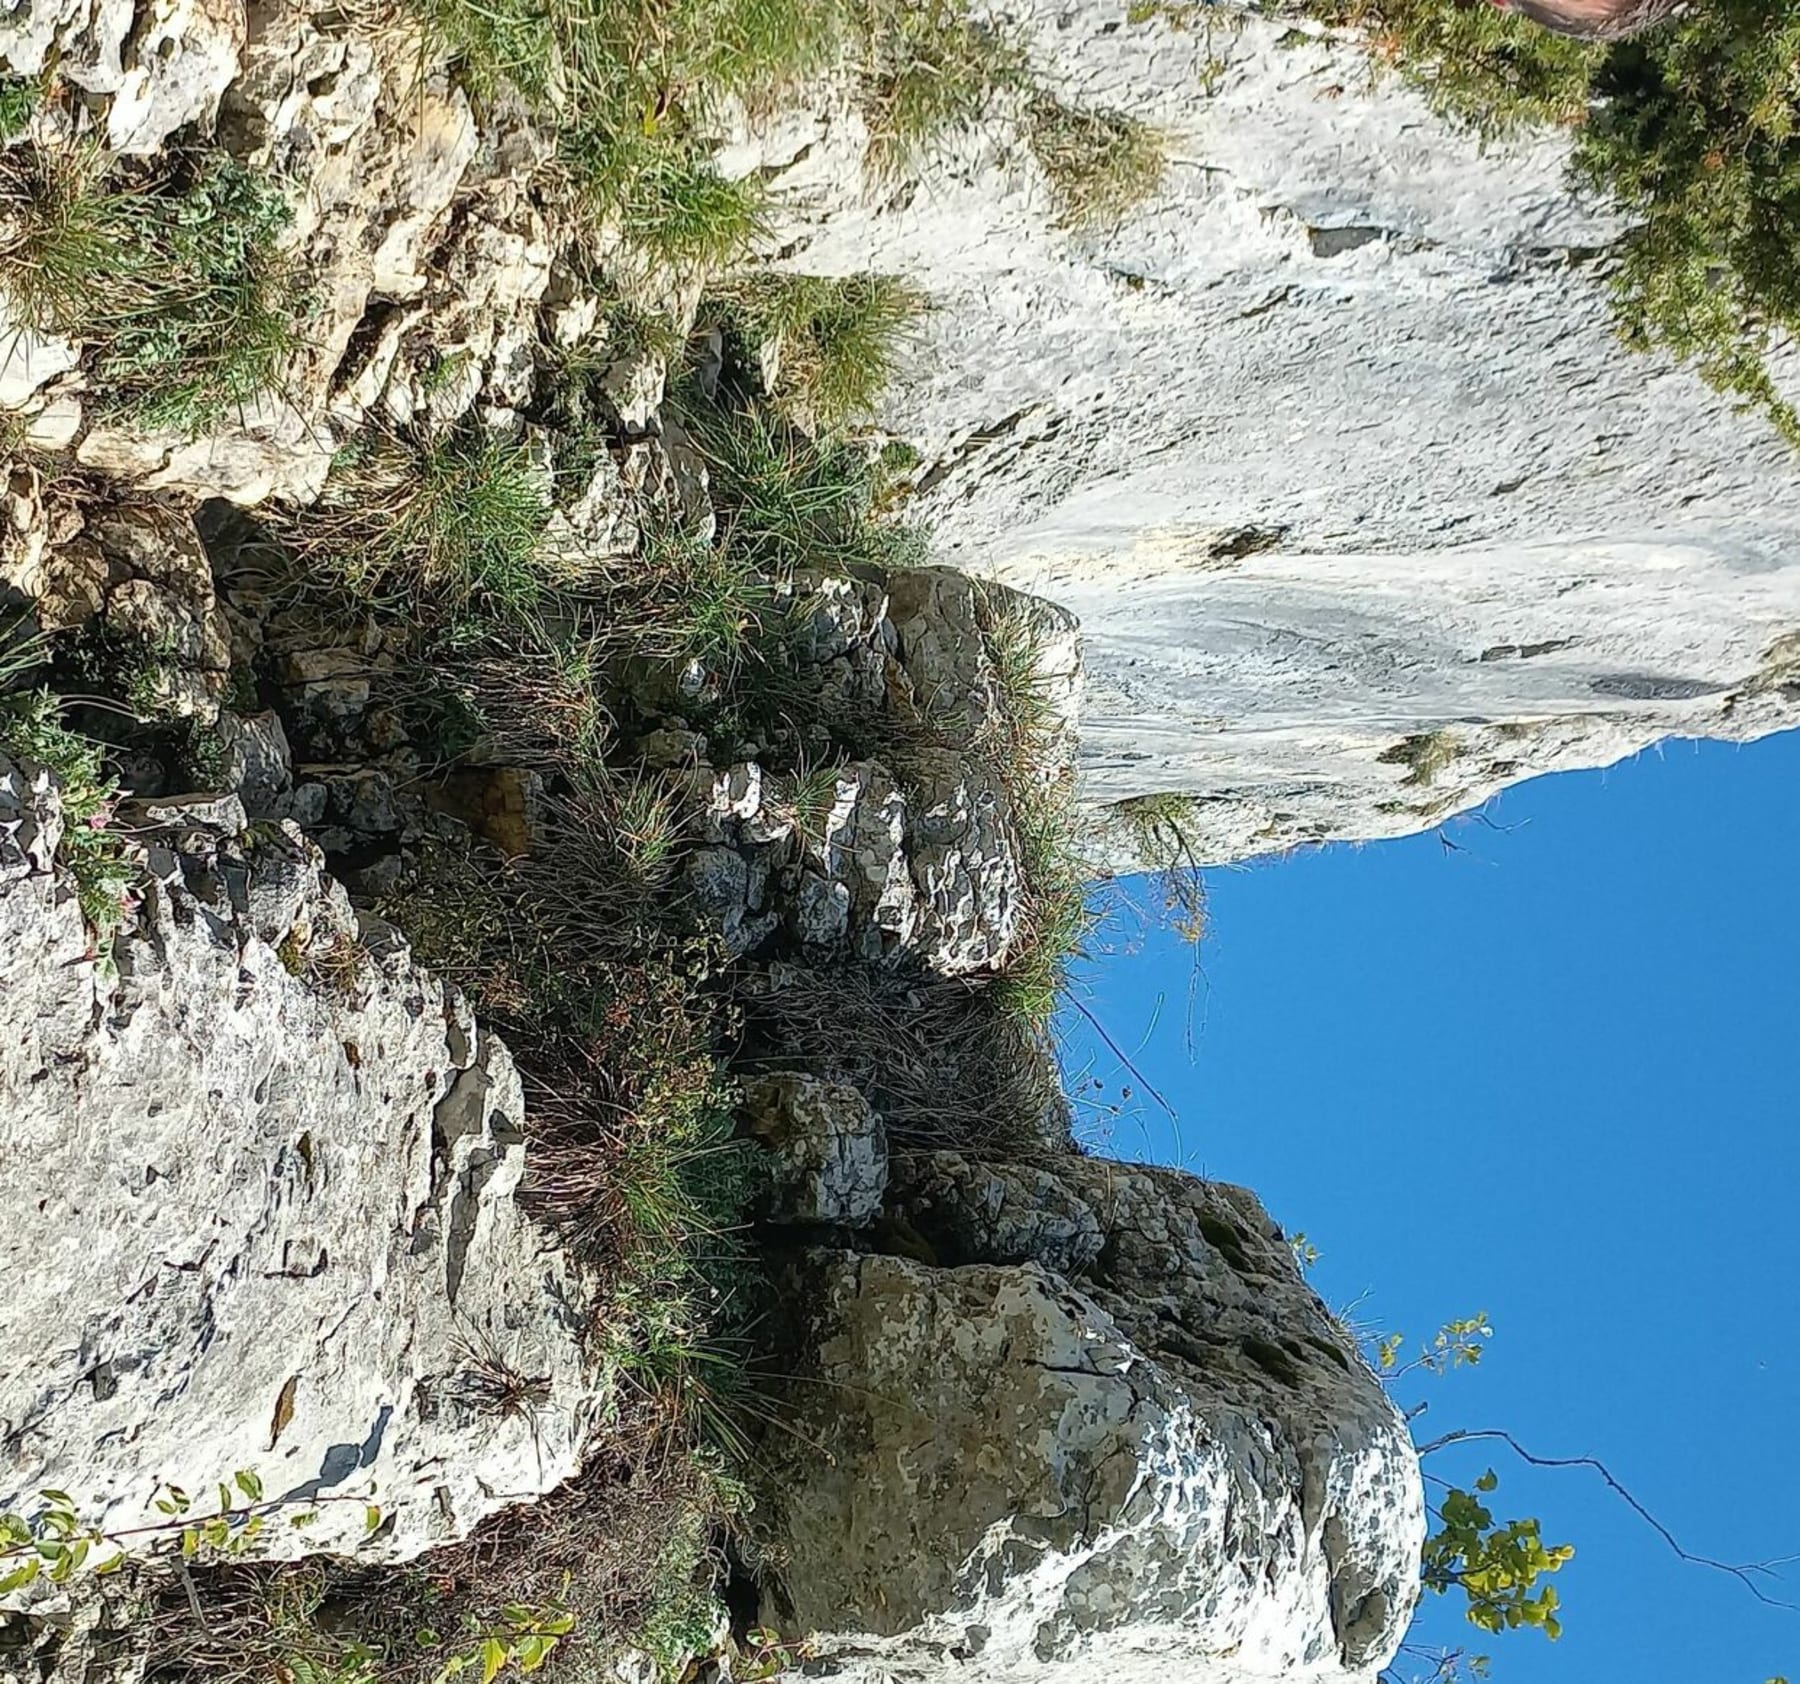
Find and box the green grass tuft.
[972,589,1092,1028]
[854,0,1027,179]
[0,145,302,435]
[564,127,773,274]
[0,76,41,138]
[411,0,851,272]
[708,271,926,430]
[1024,94,1170,230]
[291,427,555,611]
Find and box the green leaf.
[480,1636,509,1684]
[37,1490,74,1507]
[364,1504,383,1538]
[0,1560,41,1594]
[234,1469,264,1502]
[181,1527,200,1559]
[515,1636,553,1673]
[1475,1469,1498,1493]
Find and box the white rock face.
[767,2,1800,858]
[0,763,600,1578]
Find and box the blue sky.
[1060,729,1800,1684]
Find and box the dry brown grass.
[135,1438,720,1684]
[735,961,1065,1160]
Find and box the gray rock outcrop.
[761,1158,1424,1684]
[0,758,599,1573]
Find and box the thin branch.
[1064,993,1179,1124]
[1419,1426,1798,1609]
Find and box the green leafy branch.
[1421,1471,1573,1639]
[1375,1312,1492,1381]
[427,1593,576,1684]
[0,1471,384,1596]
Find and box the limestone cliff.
[757,0,1800,858]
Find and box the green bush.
[1302,0,1800,442]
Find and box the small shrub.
[290,427,554,611]
[0,145,302,434]
[1024,94,1169,230]
[1301,0,1800,443]
[708,271,926,429]
[1300,0,1595,135]
[64,619,185,723]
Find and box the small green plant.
[1024,94,1170,230]
[708,271,926,429]
[0,144,302,433]
[65,619,186,723]
[735,1626,815,1682]
[0,76,41,138]
[1423,1471,1575,1641]
[430,1595,576,1682]
[1375,1311,1493,1380]
[292,428,554,611]
[0,1470,378,1595]
[0,689,133,932]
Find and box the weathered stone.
[741,1073,887,1226]
[131,789,248,835]
[282,648,372,722]
[886,1151,1105,1279]
[217,708,293,814]
[904,751,1024,974]
[0,761,599,1574]
[765,1202,1423,1684]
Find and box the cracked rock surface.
[0,758,599,1566]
